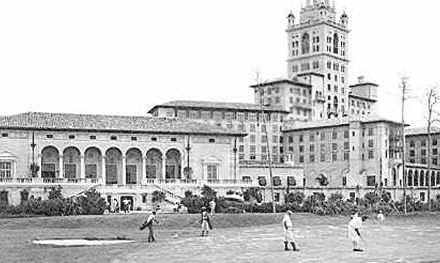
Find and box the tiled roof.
[0,112,246,136]
[149,100,288,113]
[406,127,440,136]
[283,114,404,131]
[348,93,377,102]
[249,77,312,88]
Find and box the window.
[299,146,304,153]
[46,134,53,139]
[110,136,117,140]
[367,176,376,187]
[207,165,218,180]
[332,131,337,139]
[332,153,337,161]
[299,134,303,142]
[90,135,96,140]
[368,151,374,159]
[332,143,338,151]
[209,138,215,143]
[409,140,415,147]
[250,135,256,143]
[342,176,347,186]
[434,139,438,146]
[250,145,256,154]
[409,150,415,157]
[368,128,374,136]
[131,137,137,141]
[344,142,349,150]
[433,158,438,165]
[151,137,157,142]
[320,154,325,162]
[233,146,242,154]
[310,144,315,152]
[421,140,426,147]
[434,148,438,155]
[344,130,349,138]
[320,132,325,141]
[368,139,374,148]
[0,162,12,178]
[309,155,315,163]
[421,149,426,156]
[299,156,304,163]
[1,133,8,137]
[344,152,349,160]
[309,134,315,141]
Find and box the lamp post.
[258,79,276,213]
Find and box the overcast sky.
[0,0,439,127]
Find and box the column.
[122,155,126,185]
[59,155,64,179]
[162,158,166,181]
[80,155,86,181]
[142,157,147,184]
[102,156,106,184]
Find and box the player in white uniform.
[282,210,298,251]
[348,213,368,252]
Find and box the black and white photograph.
[0,0,439,262]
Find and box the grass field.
[0,212,439,262]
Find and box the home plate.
[33,239,135,247]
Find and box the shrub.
[76,189,107,215]
[243,187,263,203]
[285,192,305,205]
[152,191,166,203]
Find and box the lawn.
[0,212,439,262]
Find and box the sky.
[0,0,439,127]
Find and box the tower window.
[333,33,339,54]
[301,33,310,54]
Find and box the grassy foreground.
[1,212,440,263]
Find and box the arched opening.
[301,33,310,54]
[414,170,419,186]
[126,148,142,185]
[408,170,413,187]
[420,171,425,186]
[63,147,81,179]
[165,149,181,179]
[333,96,339,111]
[333,33,339,54]
[105,148,122,185]
[437,172,440,186]
[146,149,163,179]
[430,171,436,187]
[392,167,397,186]
[41,146,60,178]
[84,147,102,180]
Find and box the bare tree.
[425,85,440,211]
[400,76,409,215]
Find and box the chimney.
[358,76,365,84]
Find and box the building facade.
[148,100,289,164]
[286,0,349,119]
[0,112,251,207]
[283,116,404,189]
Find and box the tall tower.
[286,0,349,119]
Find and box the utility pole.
[400,77,408,215]
[256,73,276,213]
